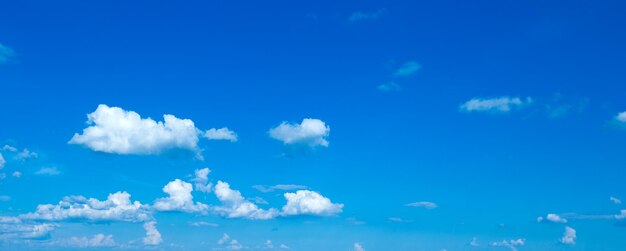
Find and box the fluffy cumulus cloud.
[281,190,343,216]
[269,119,330,147]
[537,213,567,223]
[490,239,524,251]
[460,96,532,113]
[15,148,37,160]
[561,226,576,245]
[394,61,421,76]
[69,104,210,155]
[405,201,437,209]
[61,234,116,248]
[143,221,162,245]
[0,43,15,63]
[214,181,278,220]
[204,128,238,142]
[153,179,209,213]
[21,192,151,223]
[348,8,386,23]
[354,242,365,251]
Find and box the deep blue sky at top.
[1,0,626,250]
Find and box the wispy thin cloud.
[405,201,437,209]
[349,8,386,23]
[0,43,15,63]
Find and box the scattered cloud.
[69,104,221,156]
[353,242,365,251]
[537,213,568,223]
[560,226,576,245]
[253,184,308,193]
[189,221,219,227]
[0,43,15,63]
[281,190,343,216]
[204,128,238,142]
[394,61,421,77]
[269,119,330,147]
[2,145,17,152]
[387,217,412,223]
[61,234,116,248]
[12,171,21,178]
[348,8,386,23]
[192,168,212,193]
[214,181,278,220]
[490,239,524,251]
[460,96,532,113]
[615,111,626,124]
[377,82,401,92]
[0,216,56,240]
[216,233,244,250]
[35,167,61,176]
[615,210,626,220]
[610,196,622,204]
[405,201,437,209]
[20,191,151,222]
[0,153,4,169]
[143,221,162,245]
[153,179,209,213]
[0,195,10,202]
[15,148,37,160]
[469,237,479,247]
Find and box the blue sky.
[1,0,626,250]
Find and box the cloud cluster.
[214,181,279,220]
[490,239,524,251]
[21,192,151,222]
[153,179,209,213]
[281,190,343,216]
[460,96,532,113]
[560,226,576,245]
[69,105,237,157]
[204,128,238,142]
[537,213,567,223]
[269,118,330,147]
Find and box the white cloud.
[394,61,421,76]
[560,226,576,245]
[214,181,278,220]
[189,221,219,227]
[354,242,365,251]
[192,168,212,193]
[205,128,238,142]
[611,196,622,204]
[281,190,343,216]
[0,217,56,240]
[216,233,243,250]
[35,167,60,176]
[537,213,567,223]
[387,217,412,223]
[490,239,524,251]
[0,195,10,202]
[269,118,330,147]
[469,237,479,247]
[153,179,209,213]
[15,148,37,160]
[69,104,204,155]
[405,201,437,209]
[616,111,626,122]
[0,43,15,63]
[2,145,17,152]
[21,192,151,223]
[253,184,308,193]
[0,153,4,169]
[143,221,162,245]
[460,97,532,113]
[349,8,386,23]
[217,233,230,245]
[62,234,116,248]
[12,171,21,178]
[615,210,626,220]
